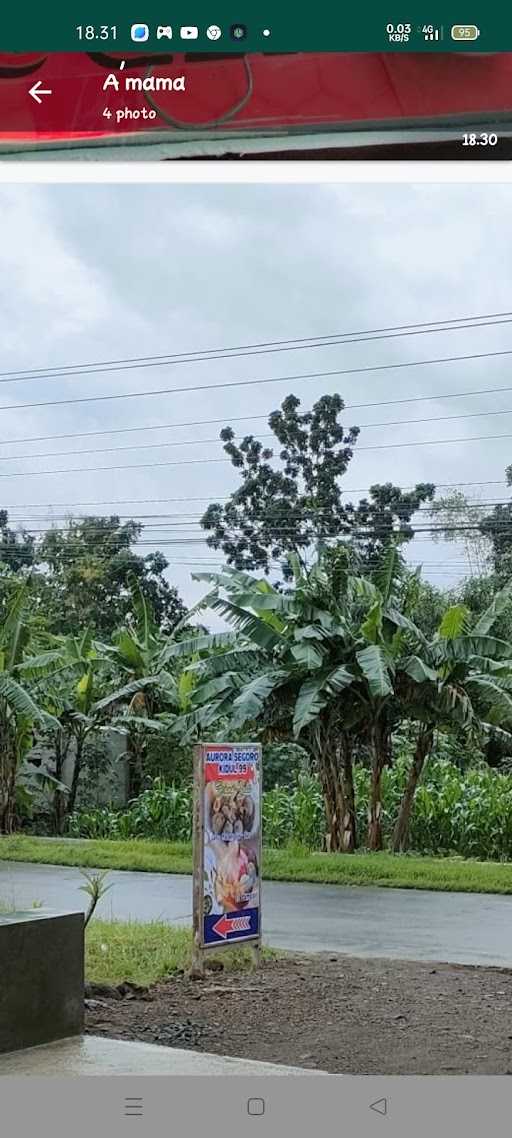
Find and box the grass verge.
[3,835,512,894]
[86,921,264,987]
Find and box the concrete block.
[0,909,84,1054]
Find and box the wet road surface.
[2,859,512,966]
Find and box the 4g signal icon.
[423,24,442,40]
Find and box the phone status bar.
[0,5,508,53]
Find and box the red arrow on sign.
[212,914,251,939]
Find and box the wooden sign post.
[192,742,262,977]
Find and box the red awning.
[0,52,510,144]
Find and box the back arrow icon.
[369,1099,388,1116]
[29,80,53,104]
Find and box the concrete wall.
[27,729,130,810]
[0,910,84,1053]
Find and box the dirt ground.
[85,954,512,1075]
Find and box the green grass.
[3,834,512,894]
[85,921,264,987]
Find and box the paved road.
[2,860,512,967]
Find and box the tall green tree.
[31,516,187,637]
[201,393,435,576]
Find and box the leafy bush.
[124,777,192,841]
[68,807,133,840]
[68,759,512,861]
[69,778,192,841]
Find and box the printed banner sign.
[194,743,261,949]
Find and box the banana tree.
[167,550,411,852]
[18,628,110,830]
[93,573,199,794]
[0,583,58,833]
[390,584,512,852]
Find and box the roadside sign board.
[193,742,262,965]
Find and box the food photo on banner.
[194,743,261,951]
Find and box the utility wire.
[8,501,512,531]
[3,427,512,478]
[2,480,509,512]
[3,346,512,416]
[3,521,511,544]
[6,382,512,452]
[7,403,512,465]
[2,309,511,385]
[6,500,509,526]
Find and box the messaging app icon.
[131,23,149,42]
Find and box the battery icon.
[451,24,480,40]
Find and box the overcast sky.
[1,181,511,617]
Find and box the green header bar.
[0,3,506,53]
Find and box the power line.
[3,309,511,385]
[6,499,510,526]
[360,406,512,431]
[4,519,512,543]
[3,346,512,417]
[0,538,457,556]
[0,532,498,550]
[6,403,512,466]
[0,434,273,464]
[2,479,509,512]
[0,413,270,450]
[357,430,512,453]
[0,558,473,578]
[9,497,511,527]
[3,426,512,479]
[0,455,227,477]
[5,382,512,453]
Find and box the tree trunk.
[0,762,16,834]
[318,752,343,851]
[393,729,433,853]
[367,762,384,851]
[67,732,86,818]
[315,729,357,853]
[53,729,71,835]
[0,712,18,834]
[0,750,8,833]
[339,734,357,852]
[367,723,390,851]
[127,727,146,798]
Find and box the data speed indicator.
[386,21,411,42]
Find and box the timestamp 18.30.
[462,132,498,147]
